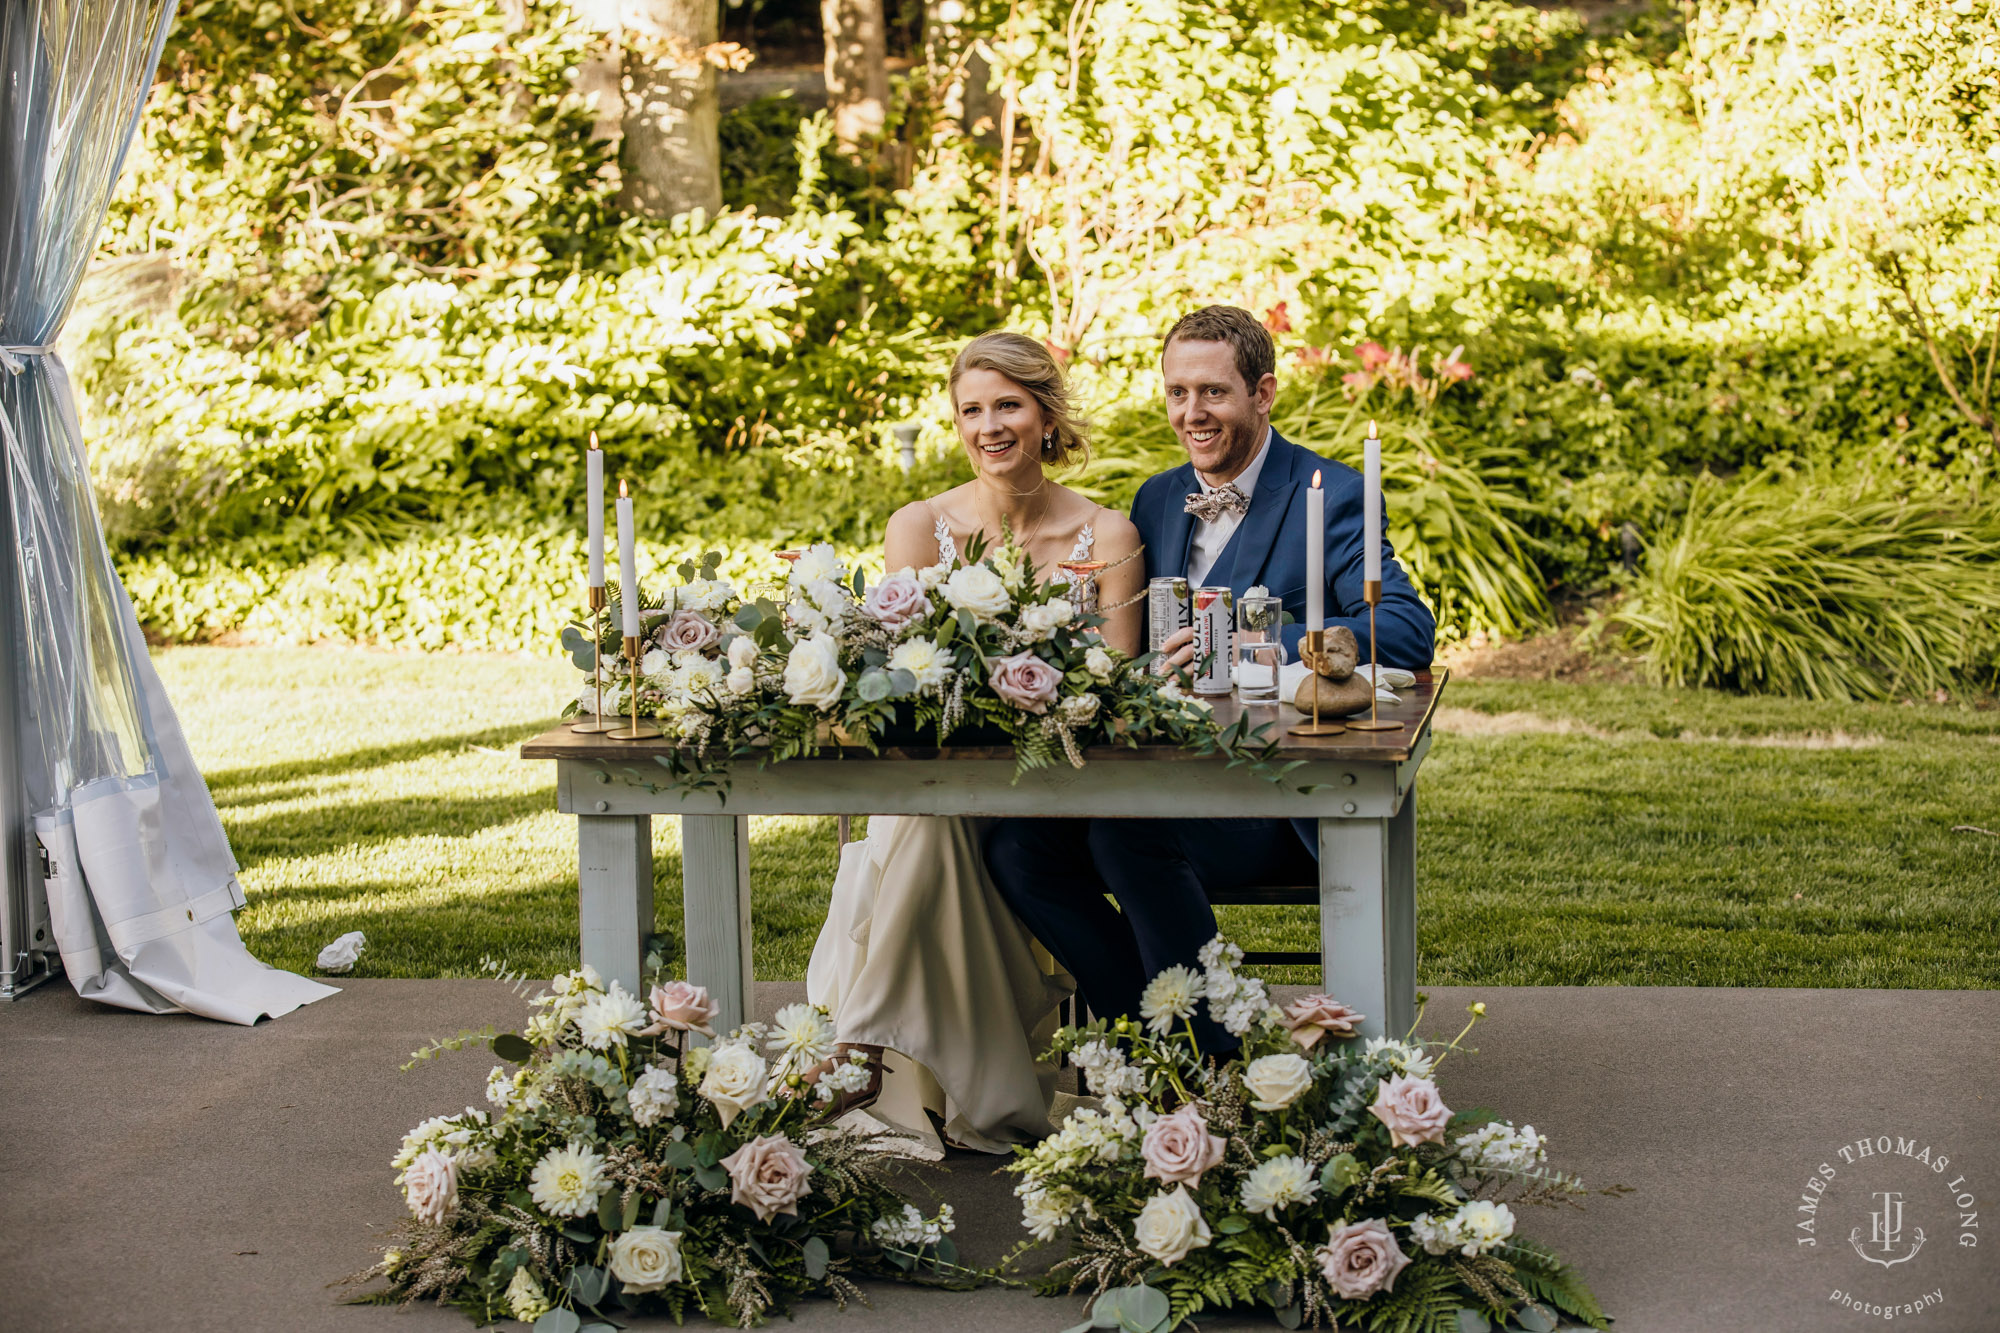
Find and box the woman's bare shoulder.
[1084,503,1141,551]
[886,498,942,539]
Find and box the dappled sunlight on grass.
[154,648,2000,988]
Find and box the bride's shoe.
[805,1044,885,1118]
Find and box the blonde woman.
[804,332,1143,1155]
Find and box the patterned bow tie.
[1184,483,1251,523]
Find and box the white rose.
[1454,1201,1515,1255]
[641,647,671,679]
[790,543,845,587]
[782,633,847,710]
[1019,599,1074,639]
[1085,645,1116,681]
[726,636,758,669]
[917,562,947,590]
[942,564,1012,620]
[698,1043,769,1127]
[1131,1184,1212,1267]
[607,1226,685,1292]
[1242,1053,1314,1111]
[403,1147,459,1223]
[725,666,755,696]
[887,636,952,692]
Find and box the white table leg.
[681,814,752,1038]
[578,814,653,992]
[1318,788,1417,1041]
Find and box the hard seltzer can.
[1193,585,1234,694]
[1147,576,1191,653]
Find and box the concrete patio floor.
[3,979,1995,1333]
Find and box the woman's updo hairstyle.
[947,331,1091,469]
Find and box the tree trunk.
[822,0,889,150]
[618,0,722,218]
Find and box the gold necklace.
[977,477,1052,555]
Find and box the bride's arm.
[883,501,939,574]
[1089,512,1145,658]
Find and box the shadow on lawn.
[205,720,563,801]
[224,790,559,867]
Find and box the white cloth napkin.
[1263,660,1413,708]
[315,931,366,973]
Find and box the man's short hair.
[1163,306,1276,392]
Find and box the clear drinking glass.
[1235,594,1286,703]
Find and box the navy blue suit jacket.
[1130,430,1439,857]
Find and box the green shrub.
[1604,471,2000,699]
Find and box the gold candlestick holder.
[1346,580,1404,732]
[571,584,619,734]
[608,633,662,740]
[1288,629,1349,737]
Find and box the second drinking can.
[1147,576,1191,653]
[1193,585,1234,694]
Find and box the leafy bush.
[1604,471,2000,699]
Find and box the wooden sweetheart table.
[522,673,1447,1040]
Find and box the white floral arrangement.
[1008,938,1621,1333]
[561,541,1282,788]
[354,965,962,1327]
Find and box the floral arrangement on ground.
[560,540,1290,788]
[1008,938,1624,1333]
[352,965,963,1329]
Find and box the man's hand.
[1155,625,1197,673]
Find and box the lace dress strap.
[928,503,959,566]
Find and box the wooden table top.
[522,670,1446,766]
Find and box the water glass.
[1235,594,1285,703]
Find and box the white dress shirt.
[1187,427,1273,587]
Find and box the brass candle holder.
[1346,580,1404,733]
[571,584,619,734]
[608,633,662,740]
[1288,629,1349,737]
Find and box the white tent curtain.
[1,0,335,1022]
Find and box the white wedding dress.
[804,514,1093,1156]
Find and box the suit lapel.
[1215,434,1301,590]
[1158,462,1198,578]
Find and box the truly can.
[1147,576,1191,653]
[1192,585,1234,694]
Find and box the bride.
[804,331,1144,1154]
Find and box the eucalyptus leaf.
[652,1197,673,1227]
[693,1163,728,1191]
[1214,1214,1252,1234]
[567,1264,609,1308]
[856,668,891,702]
[887,667,918,697]
[734,604,764,631]
[1514,1306,1556,1333]
[1457,1309,1494,1333]
[1275,1303,1303,1330]
[802,1235,830,1279]
[597,1189,622,1232]
[491,1032,534,1064]
[534,1310,581,1333]
[660,1141,696,1169]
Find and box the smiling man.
[985,305,1436,1052]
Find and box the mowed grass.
[154,647,2000,988]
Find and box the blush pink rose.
[988,651,1062,714]
[1368,1074,1453,1148]
[656,609,721,653]
[863,570,932,633]
[1318,1218,1410,1299]
[720,1134,814,1221]
[1140,1104,1227,1186]
[1282,994,1365,1050]
[642,980,718,1036]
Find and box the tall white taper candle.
[1306,470,1324,632]
[1363,423,1383,584]
[586,433,605,587]
[617,479,640,637]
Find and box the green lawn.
[155,647,2000,989]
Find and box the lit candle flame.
[618,478,628,498]
[1312,469,1322,487]
[1368,419,1377,438]
[589,431,600,450]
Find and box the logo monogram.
[1850,1190,1926,1267]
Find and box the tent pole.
[0,424,53,1000]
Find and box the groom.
[985,305,1436,1051]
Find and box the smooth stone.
[1293,669,1375,716]
[1300,624,1358,679]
